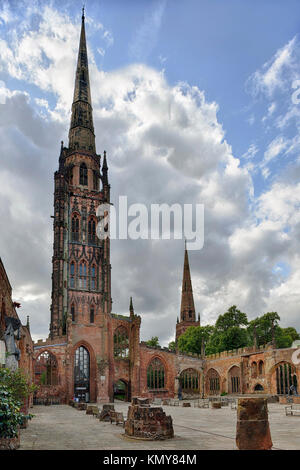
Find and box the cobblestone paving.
[19,402,300,450]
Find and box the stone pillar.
[174,377,179,398]
[236,398,272,450]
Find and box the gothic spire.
[180,245,196,322]
[68,9,96,153]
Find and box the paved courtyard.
[19,401,300,450]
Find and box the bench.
[109,410,125,426]
[285,404,300,416]
[169,399,179,406]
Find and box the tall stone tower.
[175,245,200,342]
[50,9,111,339]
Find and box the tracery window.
[90,265,96,290]
[114,326,129,358]
[275,362,296,394]
[207,368,220,395]
[88,218,96,245]
[228,366,241,394]
[35,351,58,385]
[70,262,76,288]
[147,358,165,389]
[71,214,80,242]
[79,261,87,289]
[80,163,88,186]
[180,368,200,393]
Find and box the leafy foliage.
[0,368,37,403]
[175,306,300,356]
[145,336,160,347]
[168,341,176,352]
[0,385,24,438]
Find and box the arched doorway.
[254,383,264,392]
[179,368,200,396]
[228,366,241,394]
[74,346,90,402]
[113,379,129,401]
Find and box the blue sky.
[1,0,300,344]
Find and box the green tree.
[247,312,280,347]
[215,306,248,332]
[177,325,214,355]
[168,341,176,352]
[145,336,160,347]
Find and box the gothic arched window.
[88,218,96,245]
[90,307,95,324]
[70,262,76,288]
[80,163,88,186]
[79,261,87,289]
[71,304,75,322]
[180,368,200,393]
[35,351,58,385]
[71,214,80,242]
[114,326,129,358]
[90,265,96,290]
[147,358,165,389]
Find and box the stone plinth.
[124,398,174,440]
[99,404,115,422]
[212,402,222,409]
[236,398,272,450]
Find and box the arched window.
[35,351,58,385]
[70,262,76,288]
[251,361,257,378]
[79,262,87,289]
[90,307,95,324]
[228,366,241,394]
[71,214,80,242]
[147,358,165,389]
[275,362,296,395]
[71,304,75,322]
[114,326,129,358]
[258,360,264,376]
[90,265,96,290]
[206,368,220,395]
[93,170,98,190]
[80,163,88,186]
[180,368,200,394]
[254,383,264,391]
[88,218,96,245]
[74,346,90,402]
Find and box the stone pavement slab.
[19,402,300,450]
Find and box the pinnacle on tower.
[102,150,108,185]
[129,296,134,317]
[68,8,96,153]
[180,245,196,322]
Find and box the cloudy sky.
[1,0,300,345]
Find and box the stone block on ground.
[236,397,272,450]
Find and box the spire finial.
[130,296,134,317]
[82,4,85,21]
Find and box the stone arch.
[114,325,129,358]
[113,378,130,402]
[71,340,97,402]
[251,361,257,378]
[206,368,221,395]
[254,383,264,392]
[34,350,59,385]
[269,361,296,395]
[146,355,167,390]
[258,360,264,376]
[228,365,241,394]
[179,368,201,395]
